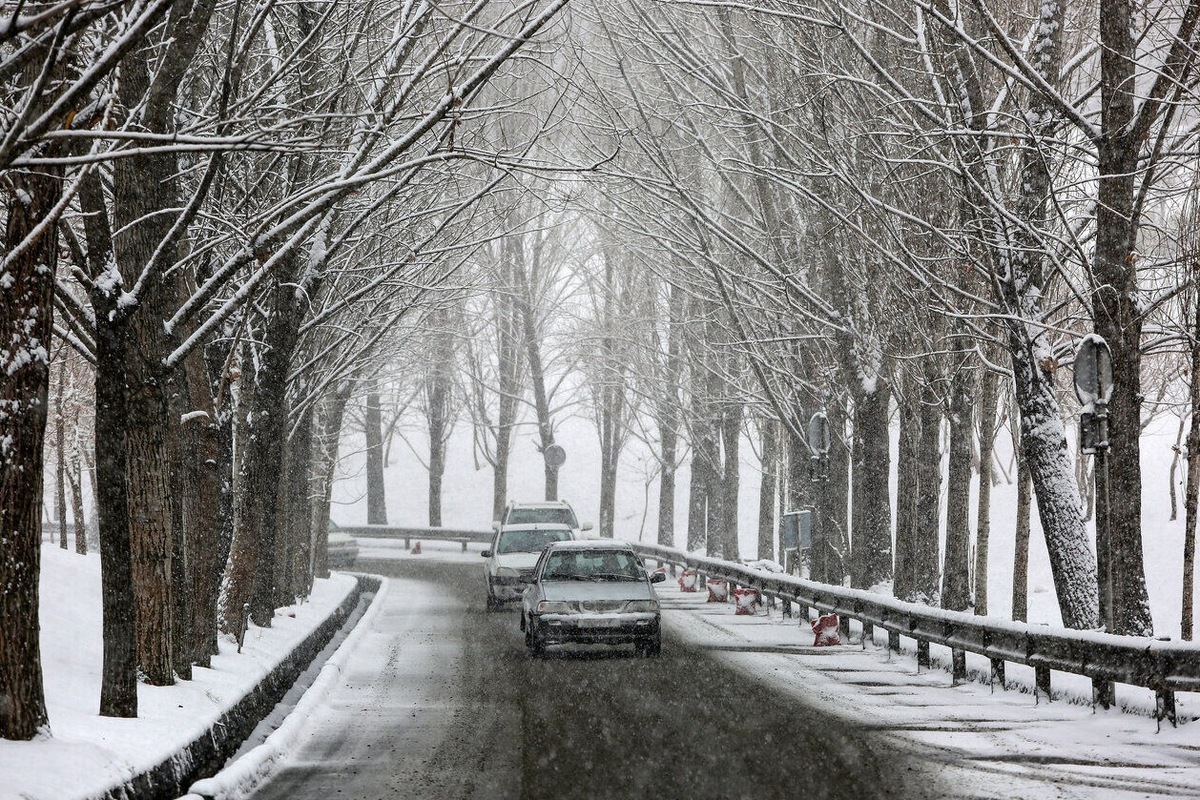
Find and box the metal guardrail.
[337,523,492,552]
[630,542,1200,726]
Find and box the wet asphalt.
[247,557,945,800]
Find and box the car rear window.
[541,550,643,581]
[496,527,572,554]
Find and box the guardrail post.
[797,601,809,622]
[1092,678,1114,710]
[917,639,930,669]
[838,614,851,642]
[1156,686,1177,729]
[404,535,411,550]
[237,603,251,653]
[862,621,873,647]
[461,540,468,552]
[888,630,900,653]
[951,649,966,684]
[1035,665,1051,702]
[989,658,1005,689]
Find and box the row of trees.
[1,0,571,740]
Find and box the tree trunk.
[942,348,975,611]
[427,313,454,528]
[913,375,942,603]
[182,347,221,668]
[0,161,60,739]
[826,401,849,582]
[82,166,139,718]
[894,392,920,601]
[973,367,999,615]
[364,388,387,525]
[657,282,684,547]
[720,400,741,561]
[511,252,556,500]
[236,280,306,628]
[1013,440,1032,623]
[757,417,779,561]
[854,382,892,589]
[55,360,68,550]
[1183,291,1200,640]
[311,381,355,579]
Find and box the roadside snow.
[0,545,356,800]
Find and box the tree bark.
[854,381,892,588]
[1183,290,1200,640]
[973,367,1000,615]
[0,160,60,739]
[757,416,779,561]
[942,347,975,611]
[1012,439,1032,623]
[364,387,387,525]
[894,392,920,601]
[912,373,942,603]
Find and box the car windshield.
[496,527,572,555]
[507,507,578,527]
[541,550,643,581]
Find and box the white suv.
[482,523,576,611]
[493,500,593,536]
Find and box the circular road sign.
[808,412,831,456]
[544,444,566,468]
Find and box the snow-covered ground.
[0,547,357,800]
[656,579,1200,798]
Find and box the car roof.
[543,539,633,552]
[508,500,574,509]
[498,523,574,532]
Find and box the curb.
[93,574,382,800]
[180,575,390,800]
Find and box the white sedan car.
[520,540,666,658]
[482,523,575,611]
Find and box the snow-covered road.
[244,555,941,799]
[237,549,1200,799]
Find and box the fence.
[629,542,1200,726]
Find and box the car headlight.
[623,600,659,613]
[536,601,572,614]
[495,566,521,578]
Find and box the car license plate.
[589,617,620,628]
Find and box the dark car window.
[541,550,642,581]
[506,507,579,527]
[496,527,572,555]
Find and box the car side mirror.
[481,550,493,558]
[581,522,594,532]
[492,521,501,533]
[650,571,667,584]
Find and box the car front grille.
[572,600,624,613]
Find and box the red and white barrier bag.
[678,569,699,592]
[811,613,841,646]
[733,588,760,615]
[707,578,729,603]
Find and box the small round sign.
[544,444,566,468]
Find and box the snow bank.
[0,546,358,800]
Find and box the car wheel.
[527,621,545,657]
[486,593,499,612]
[636,634,661,659]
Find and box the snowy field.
[0,548,356,800]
